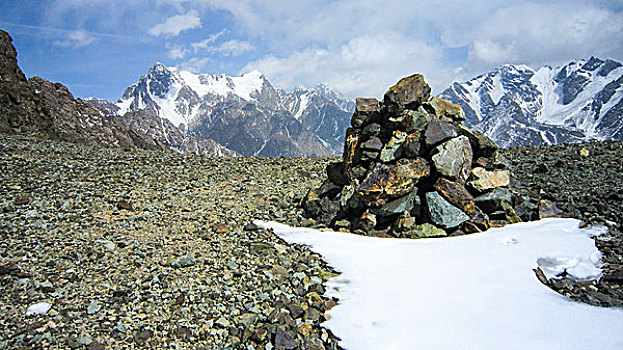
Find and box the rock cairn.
[303,74,521,238]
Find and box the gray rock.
[377,191,420,217]
[425,118,458,147]
[425,192,469,229]
[87,300,101,315]
[432,136,472,183]
[171,255,196,268]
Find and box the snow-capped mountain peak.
[115,62,354,156]
[440,57,623,147]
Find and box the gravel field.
[1,132,622,349]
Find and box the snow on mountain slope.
[440,57,623,147]
[117,63,354,156]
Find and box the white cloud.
[178,57,211,73]
[205,0,623,95]
[148,10,201,37]
[243,33,452,98]
[53,30,96,48]
[216,40,253,56]
[443,2,623,71]
[191,30,226,51]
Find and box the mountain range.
[440,57,623,147]
[2,26,622,155]
[110,63,354,157]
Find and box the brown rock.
[356,97,381,113]
[425,97,465,121]
[384,74,431,113]
[539,199,564,218]
[14,194,29,205]
[468,167,510,192]
[434,178,476,215]
[343,128,361,181]
[425,118,458,148]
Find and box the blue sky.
[1,0,622,101]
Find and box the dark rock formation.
[303,74,520,238]
[0,29,166,151]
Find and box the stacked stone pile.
[303,74,521,238]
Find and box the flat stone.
[432,136,472,183]
[434,178,475,215]
[425,118,458,148]
[379,130,407,162]
[468,167,510,192]
[425,191,470,229]
[384,74,431,113]
[357,158,430,203]
[360,137,383,151]
[355,97,380,114]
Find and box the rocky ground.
[0,133,339,350]
[502,141,623,307]
[1,133,622,350]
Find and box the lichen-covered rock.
[403,223,448,238]
[426,97,465,121]
[357,158,430,204]
[434,178,476,215]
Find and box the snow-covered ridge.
[440,57,623,147]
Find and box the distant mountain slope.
[440,57,623,147]
[116,63,354,156]
[86,98,237,157]
[0,29,166,151]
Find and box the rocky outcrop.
[0,29,167,152]
[303,74,520,238]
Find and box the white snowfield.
[258,218,623,350]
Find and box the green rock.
[402,106,431,132]
[379,131,407,162]
[474,187,513,213]
[425,191,469,229]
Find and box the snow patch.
[258,218,623,350]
